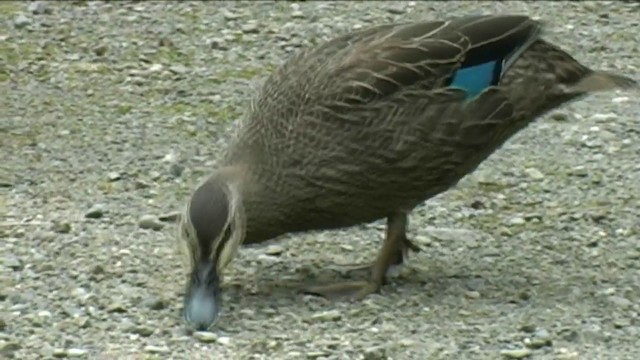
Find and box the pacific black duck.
[178,14,637,330]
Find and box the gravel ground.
[2,1,639,359]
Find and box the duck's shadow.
[221,259,458,308]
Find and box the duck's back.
[221,15,636,243]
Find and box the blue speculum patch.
[450,60,501,99]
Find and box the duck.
[177,14,637,330]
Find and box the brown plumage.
[177,14,637,330]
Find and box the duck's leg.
[303,212,411,301]
[329,234,420,274]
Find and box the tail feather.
[570,71,638,93]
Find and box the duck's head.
[178,170,245,330]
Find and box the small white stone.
[193,331,218,343]
[138,214,164,231]
[524,168,544,180]
[144,345,170,354]
[590,113,618,121]
[311,309,342,322]
[72,287,88,298]
[602,287,616,295]
[67,348,88,357]
[148,63,163,72]
[37,310,52,317]
[53,348,68,357]
[264,244,284,255]
[217,336,231,345]
[162,151,177,162]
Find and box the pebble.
[9,304,29,314]
[6,256,23,271]
[555,348,580,360]
[144,345,170,354]
[106,302,127,313]
[568,166,588,177]
[169,163,185,178]
[590,112,618,121]
[608,295,632,308]
[67,348,88,357]
[306,351,329,359]
[85,204,106,219]
[138,215,164,231]
[74,316,90,328]
[519,324,537,333]
[500,348,532,358]
[508,217,526,226]
[52,348,87,358]
[310,309,342,322]
[465,277,486,292]
[33,231,56,243]
[602,287,616,295]
[398,339,415,347]
[613,318,630,328]
[386,6,406,14]
[107,172,122,182]
[222,11,241,21]
[241,23,260,34]
[13,14,31,29]
[28,2,51,15]
[133,326,154,337]
[93,45,108,57]
[169,64,188,75]
[193,331,218,343]
[53,222,72,234]
[362,346,387,360]
[217,336,231,345]
[148,63,164,73]
[209,37,229,50]
[291,10,305,19]
[71,287,88,299]
[150,171,162,180]
[264,244,285,256]
[142,296,168,310]
[158,211,181,223]
[37,310,52,318]
[525,328,552,349]
[524,167,544,180]
[1,342,21,357]
[464,290,480,299]
[91,264,106,275]
[53,348,68,358]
